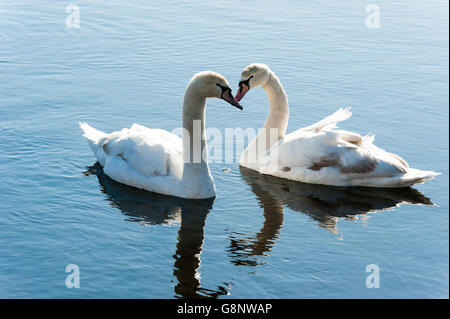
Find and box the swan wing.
[103,124,182,178]
[263,129,433,187]
[80,122,183,181]
[273,130,381,172]
[298,107,352,133]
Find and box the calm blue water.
[0,0,448,298]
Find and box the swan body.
[80,71,242,199]
[235,64,439,188]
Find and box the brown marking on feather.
[309,153,378,174]
[281,166,291,172]
[309,154,339,171]
[338,158,378,174]
[345,136,362,146]
[387,152,409,170]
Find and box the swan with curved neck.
[235,63,438,188]
[80,71,242,199]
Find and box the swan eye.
[216,83,231,94]
[238,75,253,89]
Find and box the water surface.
[0,0,448,298]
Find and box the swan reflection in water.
[85,163,230,299]
[229,167,434,266]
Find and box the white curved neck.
[241,72,289,166]
[180,86,215,198]
[262,71,289,141]
[245,71,288,158]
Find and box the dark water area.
[0,1,448,298]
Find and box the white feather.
[240,65,439,188]
[80,71,233,199]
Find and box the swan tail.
[357,168,440,188]
[301,106,352,133]
[79,122,108,166]
[400,169,440,187]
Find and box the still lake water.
[0,1,448,298]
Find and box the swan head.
[235,63,270,101]
[189,71,242,110]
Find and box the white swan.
[80,71,242,199]
[234,63,439,188]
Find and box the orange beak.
[235,83,249,102]
[221,88,243,110]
